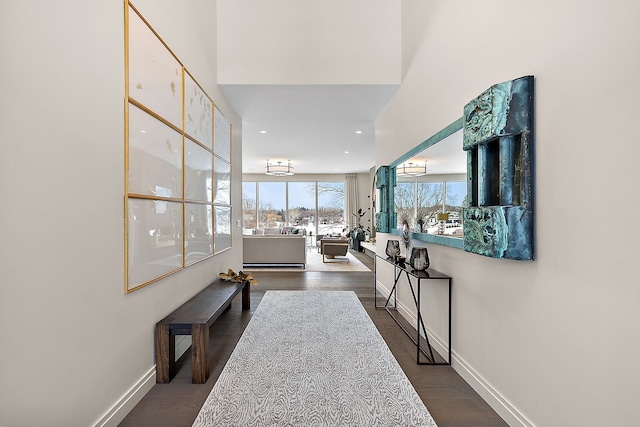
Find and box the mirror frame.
[387,117,464,249]
[381,75,535,258]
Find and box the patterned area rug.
[192,291,437,427]
[244,249,371,272]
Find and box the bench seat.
[156,278,250,383]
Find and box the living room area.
[243,233,373,272]
[241,173,375,271]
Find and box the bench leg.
[191,323,209,384]
[242,281,250,310]
[156,323,175,383]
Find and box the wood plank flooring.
[119,252,508,427]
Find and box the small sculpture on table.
[219,269,259,286]
[401,219,411,256]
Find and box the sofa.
[250,227,306,236]
[243,235,306,267]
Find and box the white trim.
[453,354,534,427]
[375,278,395,306]
[92,366,156,427]
[375,278,533,427]
[92,336,192,426]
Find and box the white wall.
[217,0,401,84]
[375,1,640,426]
[0,1,243,426]
[356,173,374,231]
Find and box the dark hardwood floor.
[119,252,508,427]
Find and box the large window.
[317,181,345,235]
[395,182,416,228]
[258,182,286,229]
[417,182,444,230]
[444,181,466,232]
[395,179,465,236]
[242,180,345,236]
[287,182,316,234]
[242,182,257,233]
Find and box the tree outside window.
[317,181,345,236]
[395,179,465,235]
[242,182,256,233]
[242,180,345,236]
[258,182,285,229]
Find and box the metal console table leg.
[374,254,452,365]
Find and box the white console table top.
[360,241,376,253]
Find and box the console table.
[374,255,452,365]
[360,241,376,258]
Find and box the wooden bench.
[155,278,250,384]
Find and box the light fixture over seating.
[265,159,294,176]
[397,161,427,177]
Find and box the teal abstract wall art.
[375,165,396,233]
[463,76,535,260]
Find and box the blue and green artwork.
[462,76,535,260]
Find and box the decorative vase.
[409,247,430,271]
[385,240,401,260]
[401,223,411,258]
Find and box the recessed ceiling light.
[344,151,350,154]
[355,130,362,134]
[259,130,267,134]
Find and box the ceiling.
[219,84,399,175]
[399,130,467,176]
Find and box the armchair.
[321,239,350,263]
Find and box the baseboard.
[375,279,447,357]
[451,354,534,427]
[92,366,156,427]
[93,335,192,427]
[374,278,396,306]
[92,335,192,427]
[374,277,533,427]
